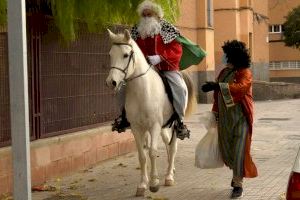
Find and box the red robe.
[135,34,182,71]
[212,68,258,178]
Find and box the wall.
[252,0,270,81]
[177,0,215,72]
[268,0,300,82]
[214,0,240,74]
[269,43,300,61]
[270,69,300,83]
[176,0,215,102]
[268,0,300,62]
[214,0,270,81]
[253,80,300,100]
[0,127,136,195]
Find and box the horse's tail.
[181,71,197,117]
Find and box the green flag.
[176,35,207,70]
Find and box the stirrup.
[112,116,130,133]
[174,122,190,140]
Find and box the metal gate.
[0,19,120,147]
[0,30,11,147]
[33,20,119,138]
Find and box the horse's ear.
[107,29,116,41]
[124,29,131,42]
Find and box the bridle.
[110,42,151,85]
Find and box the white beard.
[137,17,161,39]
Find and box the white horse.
[106,29,196,196]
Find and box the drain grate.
[285,135,300,140]
[256,157,270,163]
[258,118,290,121]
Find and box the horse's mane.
[110,33,128,44]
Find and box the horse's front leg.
[132,127,148,197]
[162,128,177,186]
[149,123,161,193]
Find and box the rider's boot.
[112,108,130,133]
[174,119,190,140]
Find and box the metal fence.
[0,33,11,147]
[35,22,120,138]
[0,20,121,146]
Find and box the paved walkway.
[32,99,300,200]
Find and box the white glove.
[147,55,162,66]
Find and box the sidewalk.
[32,99,300,200]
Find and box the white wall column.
[7,0,32,199]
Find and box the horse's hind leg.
[161,128,177,186]
[131,127,149,197]
[149,123,161,193]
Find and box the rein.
[111,42,151,84]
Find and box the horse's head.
[106,29,135,91]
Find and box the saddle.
[112,64,190,140]
[156,70,174,104]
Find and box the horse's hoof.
[149,185,160,193]
[136,188,146,197]
[165,179,175,186]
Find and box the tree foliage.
[0,0,181,41]
[283,5,300,50]
[0,0,6,25]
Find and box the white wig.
[137,0,164,19]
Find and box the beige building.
[214,0,269,80]
[177,0,216,102]
[177,0,300,102]
[268,0,300,83]
[177,0,270,102]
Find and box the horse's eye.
[123,54,129,58]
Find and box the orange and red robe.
[212,67,258,178]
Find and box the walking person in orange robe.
[202,40,258,199]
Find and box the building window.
[207,0,213,27]
[269,24,284,33]
[269,61,300,70]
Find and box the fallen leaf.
[32,184,57,192]
[70,180,80,185]
[146,196,169,200]
[0,193,13,200]
[82,169,93,173]
[279,192,286,200]
[118,163,127,167]
[1,197,13,200]
[44,192,88,200]
[68,185,79,190]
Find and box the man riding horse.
[112,0,190,140]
